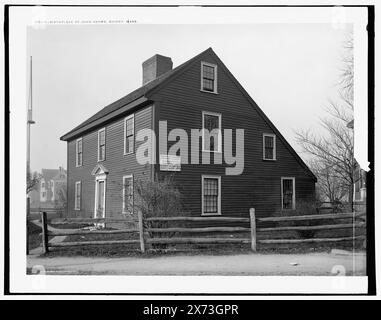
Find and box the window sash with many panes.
[98,128,106,161]
[201,62,217,93]
[263,134,276,160]
[74,181,81,210]
[202,176,221,215]
[122,175,133,214]
[76,138,83,166]
[281,177,295,210]
[124,115,134,154]
[202,112,221,152]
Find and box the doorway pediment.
[91,163,109,176]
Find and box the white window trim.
[94,175,107,219]
[281,177,296,210]
[51,180,55,202]
[201,175,221,216]
[202,111,222,153]
[97,128,106,162]
[124,114,135,155]
[122,174,134,214]
[200,61,218,94]
[263,133,276,161]
[76,137,83,167]
[74,181,81,211]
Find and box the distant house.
[29,167,67,209]
[60,48,316,221]
[347,119,366,209]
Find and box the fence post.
[138,211,146,253]
[249,208,257,252]
[41,211,49,254]
[26,197,30,255]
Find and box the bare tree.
[27,170,40,194]
[134,174,183,219]
[134,174,184,249]
[308,159,348,203]
[296,35,354,209]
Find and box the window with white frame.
[76,138,83,167]
[202,175,221,215]
[281,177,295,210]
[201,62,217,93]
[202,111,222,152]
[98,128,106,161]
[51,180,55,201]
[124,114,134,154]
[122,175,133,214]
[74,181,82,210]
[263,134,276,160]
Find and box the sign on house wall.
[160,154,181,171]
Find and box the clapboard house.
[61,48,316,221]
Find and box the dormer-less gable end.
[146,47,316,181]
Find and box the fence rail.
[145,216,250,222]
[50,217,136,224]
[258,236,365,244]
[32,208,366,254]
[257,211,365,222]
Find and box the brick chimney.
[142,54,173,85]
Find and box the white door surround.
[92,164,109,219]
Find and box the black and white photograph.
[3,3,376,298]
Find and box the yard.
[27,250,366,276]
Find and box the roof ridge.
[61,47,213,141]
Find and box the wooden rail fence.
[32,209,366,254]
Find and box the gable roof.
[204,50,317,181]
[60,47,316,181]
[52,168,67,181]
[60,48,211,141]
[41,169,60,182]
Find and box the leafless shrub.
[134,175,184,250]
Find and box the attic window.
[201,62,217,93]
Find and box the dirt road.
[27,251,366,276]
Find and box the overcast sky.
[27,23,352,172]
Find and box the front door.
[95,180,105,218]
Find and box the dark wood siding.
[65,49,315,221]
[67,105,153,218]
[154,50,315,218]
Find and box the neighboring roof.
[41,169,60,181]
[52,169,67,181]
[60,48,210,141]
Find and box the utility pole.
[26,56,35,255]
[27,56,35,176]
